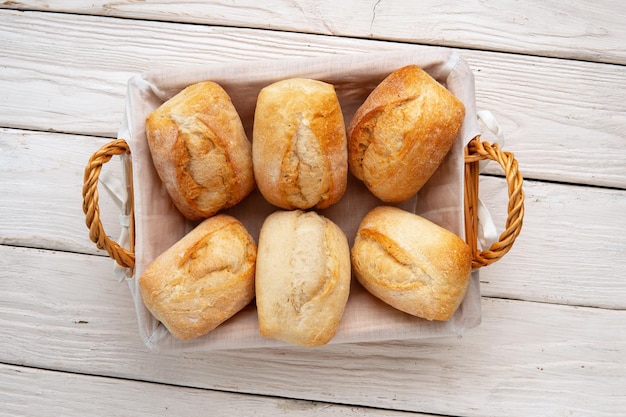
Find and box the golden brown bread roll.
[348,65,465,203]
[255,210,351,347]
[146,81,255,220]
[351,206,471,321]
[138,214,257,340]
[252,78,348,210]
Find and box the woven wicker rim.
[82,136,524,270]
[464,136,525,269]
[82,139,135,269]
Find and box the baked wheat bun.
[138,214,257,340]
[146,81,255,220]
[351,206,471,321]
[348,65,465,203]
[252,78,348,210]
[256,210,351,347]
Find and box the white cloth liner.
[475,110,505,250]
[106,48,498,352]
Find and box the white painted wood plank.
[0,10,394,136]
[0,128,122,255]
[465,54,626,189]
[477,176,626,309]
[0,246,623,416]
[3,0,625,64]
[1,128,625,308]
[0,364,422,417]
[1,10,624,188]
[0,6,622,417]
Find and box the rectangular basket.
[83,48,524,352]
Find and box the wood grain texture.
[0,10,392,136]
[0,245,623,417]
[0,128,122,255]
[0,364,422,417]
[1,10,624,188]
[1,5,624,416]
[478,176,626,309]
[2,0,625,64]
[466,54,626,189]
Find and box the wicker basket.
[80,51,525,351]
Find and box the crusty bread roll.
[252,78,347,210]
[255,210,351,347]
[146,81,255,220]
[348,65,465,203]
[351,206,471,321]
[138,214,257,340]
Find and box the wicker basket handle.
[464,136,524,269]
[82,139,135,269]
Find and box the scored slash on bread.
[252,78,348,210]
[138,214,257,341]
[255,210,351,347]
[145,81,255,220]
[352,206,472,321]
[348,65,465,203]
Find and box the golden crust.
[252,78,347,210]
[138,214,257,340]
[255,210,351,347]
[351,206,471,321]
[146,81,255,220]
[348,65,465,203]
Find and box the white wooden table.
[1,2,625,416]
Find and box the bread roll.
[146,81,255,220]
[138,214,257,340]
[351,206,471,321]
[348,65,465,203]
[252,78,347,210]
[256,210,351,347]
